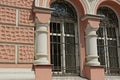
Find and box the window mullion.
[116,27,120,68]
[61,20,66,73]
[104,26,109,73]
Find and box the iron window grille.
[97,7,120,75]
[50,1,80,76]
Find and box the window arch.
[50,0,79,75]
[97,7,120,75]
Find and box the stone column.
[34,23,49,65]
[85,24,100,66]
[81,14,104,66]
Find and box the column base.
[34,59,49,65]
[85,65,104,80]
[86,61,100,66]
[86,55,100,66]
[34,64,52,80]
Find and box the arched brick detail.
[95,0,120,16]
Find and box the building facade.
[0,0,120,80]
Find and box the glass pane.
[108,40,119,73]
[50,22,60,33]
[51,1,76,19]
[107,27,116,38]
[50,36,61,71]
[65,37,76,73]
[97,27,103,37]
[97,39,105,65]
[64,23,75,35]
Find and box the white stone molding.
[85,24,100,66]
[42,0,48,7]
[35,0,39,7]
[35,0,48,7]
[34,19,49,65]
[82,0,99,14]
[0,68,35,80]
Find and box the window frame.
[50,18,80,75]
[97,7,120,75]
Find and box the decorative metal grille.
[97,7,120,75]
[50,1,80,76]
[51,0,77,19]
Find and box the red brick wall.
[0,0,34,64]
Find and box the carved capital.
[81,14,104,28]
[35,17,50,27]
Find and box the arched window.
[50,1,79,75]
[97,7,120,75]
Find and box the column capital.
[81,14,104,29]
[85,24,98,36]
[35,17,49,27]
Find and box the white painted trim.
[42,0,47,7]
[35,0,39,7]
[0,68,35,80]
[105,76,120,80]
[15,45,18,64]
[16,9,19,27]
[53,76,88,80]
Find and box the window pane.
[65,37,76,73]
[50,36,61,71]
[97,27,103,37]
[108,40,119,73]
[64,23,75,35]
[107,27,116,38]
[50,22,60,33]
[108,40,118,67]
[97,39,105,65]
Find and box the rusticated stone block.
[0,7,16,24]
[0,0,34,9]
[18,45,34,63]
[0,25,34,44]
[19,10,34,26]
[0,44,15,63]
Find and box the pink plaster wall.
[0,25,34,44]
[34,65,52,80]
[0,44,15,63]
[19,10,34,26]
[0,0,34,65]
[85,66,104,80]
[18,45,34,63]
[0,0,34,9]
[0,7,16,24]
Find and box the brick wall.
[0,0,34,64]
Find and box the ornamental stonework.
[0,0,34,9]
[18,45,34,63]
[0,44,15,63]
[0,25,34,44]
[0,7,16,24]
[19,10,34,26]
